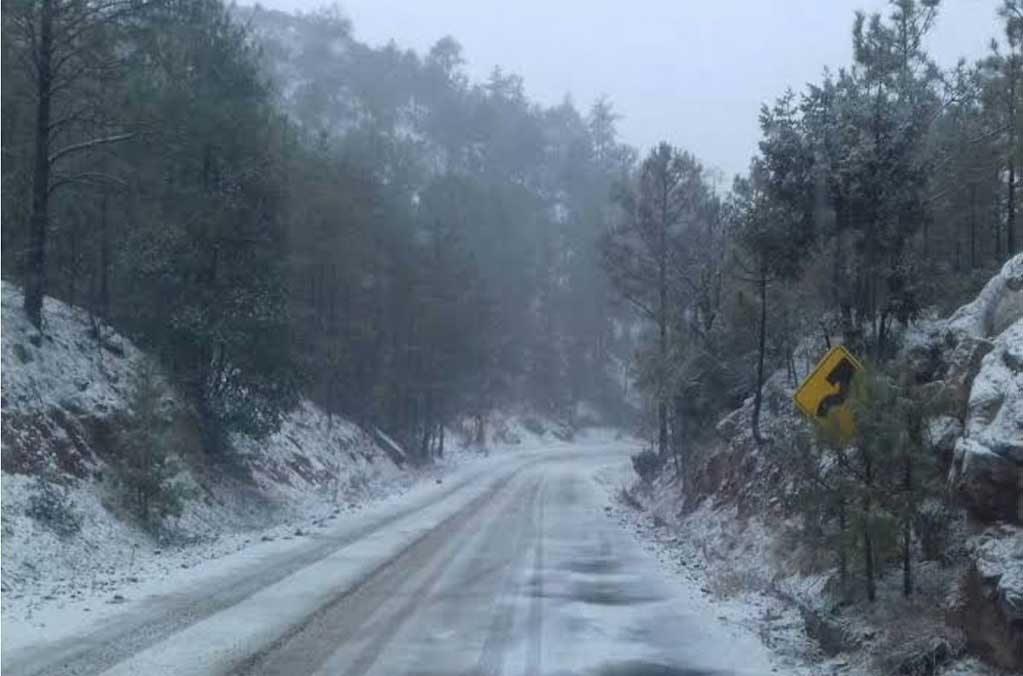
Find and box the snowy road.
[3,441,774,676]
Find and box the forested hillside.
[601,0,1022,470]
[593,1,1023,672]
[1,0,636,463]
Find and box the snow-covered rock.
[950,437,1021,524]
[948,318,1023,524]
[945,253,1023,343]
[972,527,1023,624]
[943,335,994,414]
[901,317,945,381]
[925,415,962,456]
[951,525,1023,671]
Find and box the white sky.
[251,1,1001,179]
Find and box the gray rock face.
[944,335,995,415]
[949,319,1023,524]
[925,415,962,456]
[953,526,1023,671]
[973,529,1023,623]
[946,254,1023,343]
[951,438,1021,523]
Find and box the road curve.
[2,442,774,676]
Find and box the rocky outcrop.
[945,254,1023,343]
[950,438,1021,523]
[943,256,1023,526]
[943,336,994,416]
[950,526,1023,671]
[925,415,962,453]
[943,264,1023,672]
[948,319,1023,524]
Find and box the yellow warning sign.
[793,344,863,440]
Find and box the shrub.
[25,473,81,538]
[631,448,663,483]
[113,360,191,529]
[520,416,546,437]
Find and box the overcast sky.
[254,1,1001,179]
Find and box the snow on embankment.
[1,282,146,477]
[0,281,582,622]
[0,282,408,611]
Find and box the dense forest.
[1,0,1020,472]
[1,0,638,460]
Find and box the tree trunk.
[474,413,485,446]
[751,265,767,446]
[863,451,876,603]
[954,218,962,273]
[863,509,876,603]
[657,241,668,459]
[902,453,914,598]
[1009,64,1018,257]
[68,216,79,307]
[99,189,111,318]
[970,183,977,270]
[672,394,684,483]
[838,496,849,604]
[25,0,55,330]
[1009,158,1017,257]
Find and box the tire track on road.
[475,477,543,676]
[232,466,540,676]
[526,481,546,676]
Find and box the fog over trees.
[2,0,640,460]
[2,0,1019,471]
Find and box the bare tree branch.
[48,131,135,165]
[49,170,128,194]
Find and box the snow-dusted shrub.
[631,448,662,484]
[916,499,953,563]
[491,417,521,444]
[520,416,546,437]
[345,467,370,501]
[112,360,191,529]
[24,474,81,538]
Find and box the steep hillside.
[613,255,1023,675]
[0,282,409,612]
[1,281,592,628]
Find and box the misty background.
[254,0,999,179]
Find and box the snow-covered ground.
[1,416,580,633]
